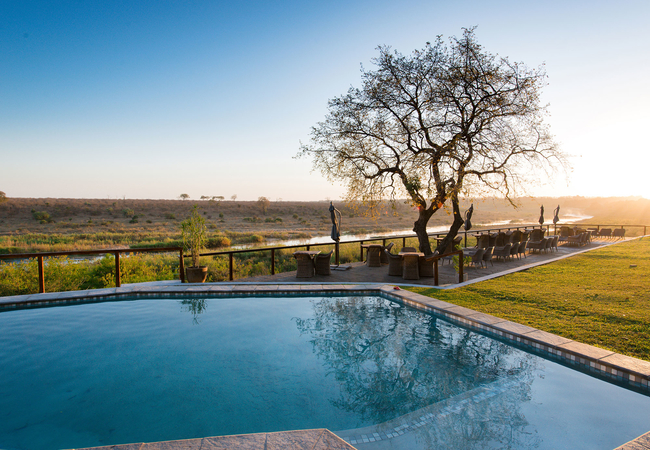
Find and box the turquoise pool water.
[0,295,648,449]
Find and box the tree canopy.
[299,28,566,254]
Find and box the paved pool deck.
[2,237,649,450]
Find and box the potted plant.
[181,205,208,283]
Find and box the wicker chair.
[551,235,559,251]
[482,246,494,267]
[401,246,417,253]
[314,250,333,276]
[477,234,490,249]
[544,237,554,252]
[466,248,485,268]
[599,228,612,239]
[418,251,439,277]
[380,242,395,264]
[492,243,512,261]
[517,240,528,259]
[612,228,626,240]
[440,236,463,265]
[385,250,403,276]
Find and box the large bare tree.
[299,29,566,255]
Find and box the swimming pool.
[0,293,648,449]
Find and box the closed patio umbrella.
[539,205,545,227]
[464,204,474,232]
[553,205,560,224]
[329,202,341,265]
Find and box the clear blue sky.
[2,0,648,200]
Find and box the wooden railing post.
[37,256,45,293]
[271,249,275,275]
[458,250,464,284]
[115,252,121,288]
[179,249,185,283]
[360,241,364,262]
[229,253,234,281]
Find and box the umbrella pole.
[335,242,339,266]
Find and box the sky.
[1,0,649,201]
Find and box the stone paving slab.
[616,431,650,449]
[70,429,355,450]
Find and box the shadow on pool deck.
[238,239,617,287]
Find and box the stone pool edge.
[3,282,649,397]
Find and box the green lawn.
[406,238,650,361]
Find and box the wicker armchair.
[482,246,494,267]
[418,251,439,277]
[314,250,333,276]
[477,234,490,249]
[385,250,403,276]
[612,228,626,240]
[517,240,528,259]
[380,242,395,264]
[401,246,417,253]
[467,248,485,268]
[493,243,512,261]
[599,228,612,239]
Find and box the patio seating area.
[244,234,621,287]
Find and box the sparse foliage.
[0,191,7,204]
[231,194,237,201]
[257,196,271,215]
[181,205,207,267]
[179,193,190,201]
[299,28,566,254]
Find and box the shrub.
[32,211,52,222]
[122,208,135,217]
[165,213,176,220]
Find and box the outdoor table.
[399,251,424,280]
[293,251,320,278]
[361,244,384,267]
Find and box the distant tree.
[299,28,566,255]
[230,194,237,201]
[200,196,209,200]
[179,193,190,201]
[0,191,6,204]
[257,196,271,215]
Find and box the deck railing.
[0,247,184,293]
[1,222,646,293]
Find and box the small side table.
[293,251,320,278]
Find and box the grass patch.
[406,238,650,361]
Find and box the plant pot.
[186,266,208,283]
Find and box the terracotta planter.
[186,266,208,283]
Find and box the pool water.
[0,295,648,450]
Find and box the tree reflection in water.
[180,298,208,324]
[294,296,542,448]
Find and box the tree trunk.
[413,208,435,255]
[434,197,465,255]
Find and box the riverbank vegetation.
[2,196,650,254]
[407,238,650,361]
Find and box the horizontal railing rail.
[0,247,185,293]
[2,222,646,293]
